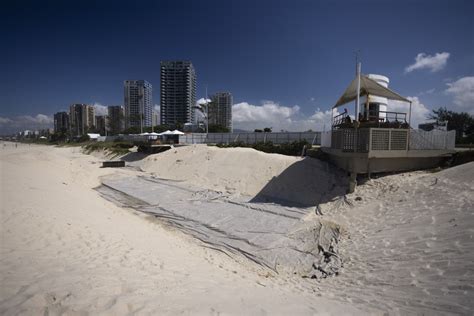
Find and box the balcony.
[332,110,409,130]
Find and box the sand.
[140,145,348,206]
[0,143,362,315]
[318,163,474,314]
[133,145,474,313]
[1,142,473,314]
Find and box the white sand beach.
[1,142,473,314]
[0,143,362,315]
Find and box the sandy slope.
[140,145,347,206]
[0,143,361,315]
[136,145,474,314]
[318,163,474,314]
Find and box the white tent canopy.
[158,130,172,136]
[333,75,410,108]
[170,130,185,135]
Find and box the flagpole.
[355,54,361,122]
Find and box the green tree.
[429,107,474,143]
[123,126,141,134]
[208,124,230,133]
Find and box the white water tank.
[360,74,389,120]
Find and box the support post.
[349,172,357,193]
[408,101,412,150]
[355,62,361,122]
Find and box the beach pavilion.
[321,63,455,191]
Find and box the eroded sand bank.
[1,143,473,314]
[0,143,362,315]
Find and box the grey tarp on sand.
[97,174,346,277]
[333,75,410,108]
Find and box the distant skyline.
[1,0,473,133]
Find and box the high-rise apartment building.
[69,104,95,136]
[124,80,152,130]
[160,61,196,126]
[209,92,233,131]
[107,105,124,135]
[53,111,70,133]
[95,115,107,135]
[152,109,160,127]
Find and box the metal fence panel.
[410,129,455,150]
[179,132,321,145]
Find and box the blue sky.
[1,0,473,133]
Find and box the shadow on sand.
[249,158,348,207]
[120,152,150,162]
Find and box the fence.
[179,132,321,145]
[97,135,148,142]
[410,129,455,150]
[329,128,455,152]
[331,128,372,152]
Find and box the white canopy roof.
[87,133,101,139]
[333,75,410,108]
[158,130,184,136]
[170,130,185,135]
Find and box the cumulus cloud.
[0,114,54,134]
[196,98,211,106]
[418,88,435,96]
[405,52,450,73]
[0,117,13,124]
[388,96,430,127]
[93,102,108,116]
[233,101,300,123]
[232,101,337,131]
[445,76,474,110]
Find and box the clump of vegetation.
[83,141,134,157]
[430,107,474,144]
[216,140,309,156]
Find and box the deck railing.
[179,132,321,145]
[330,128,455,153]
[333,110,408,129]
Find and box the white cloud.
[233,101,300,123]
[445,76,474,110]
[418,88,435,96]
[93,102,108,116]
[405,52,450,73]
[0,114,54,134]
[232,101,337,131]
[388,96,430,127]
[0,117,13,124]
[197,98,211,105]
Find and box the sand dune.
[140,145,348,207]
[318,162,474,314]
[138,145,474,313]
[1,143,473,314]
[0,143,363,315]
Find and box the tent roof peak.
[333,74,411,109]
